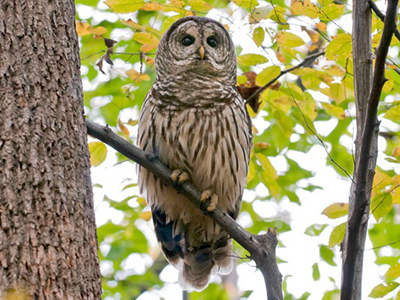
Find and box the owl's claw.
[200,190,218,212]
[171,169,190,184]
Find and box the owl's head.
[155,16,236,85]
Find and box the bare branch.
[245,51,325,105]
[85,119,283,300]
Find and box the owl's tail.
[152,207,233,291]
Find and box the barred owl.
[137,16,253,291]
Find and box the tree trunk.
[0,1,102,299]
[340,0,374,298]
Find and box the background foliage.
[77,0,400,298]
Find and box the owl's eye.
[182,35,195,46]
[206,37,218,48]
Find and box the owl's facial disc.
[167,20,232,73]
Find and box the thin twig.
[245,51,325,105]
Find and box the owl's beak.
[198,45,205,60]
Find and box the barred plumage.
[137,16,253,291]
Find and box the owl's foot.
[171,169,190,184]
[200,190,218,212]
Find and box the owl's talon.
[171,169,182,182]
[178,171,190,183]
[200,190,218,212]
[171,169,190,184]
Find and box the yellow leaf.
[140,2,163,11]
[224,24,230,31]
[256,153,280,199]
[321,103,346,119]
[105,0,146,13]
[385,263,400,280]
[256,66,281,87]
[170,0,185,7]
[118,119,130,136]
[89,142,107,167]
[76,21,107,36]
[137,197,147,206]
[326,33,352,60]
[188,0,213,12]
[256,153,278,180]
[126,69,151,82]
[322,203,348,219]
[276,31,305,48]
[290,0,320,18]
[253,27,265,47]
[393,147,400,158]
[140,211,152,221]
[316,22,327,32]
[134,32,159,45]
[2,289,31,300]
[254,142,270,149]
[328,222,346,248]
[141,44,158,52]
[247,160,256,182]
[146,57,155,65]
[324,64,345,77]
[127,119,139,126]
[122,19,144,30]
[237,54,268,66]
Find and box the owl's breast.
[150,102,250,214]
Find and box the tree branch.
[340,0,398,298]
[245,51,325,105]
[85,119,283,300]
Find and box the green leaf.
[231,0,259,10]
[305,224,328,236]
[89,142,107,167]
[320,245,336,266]
[371,193,393,221]
[312,263,320,281]
[326,33,352,60]
[384,104,400,123]
[321,103,346,120]
[256,66,281,86]
[105,0,146,13]
[253,27,265,47]
[369,282,399,298]
[321,4,345,21]
[322,203,348,219]
[237,54,268,66]
[385,263,400,280]
[328,222,346,248]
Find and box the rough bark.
[341,0,398,298]
[0,1,102,299]
[340,0,373,298]
[86,120,283,300]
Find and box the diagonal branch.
[245,51,325,105]
[340,0,399,298]
[85,119,283,300]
